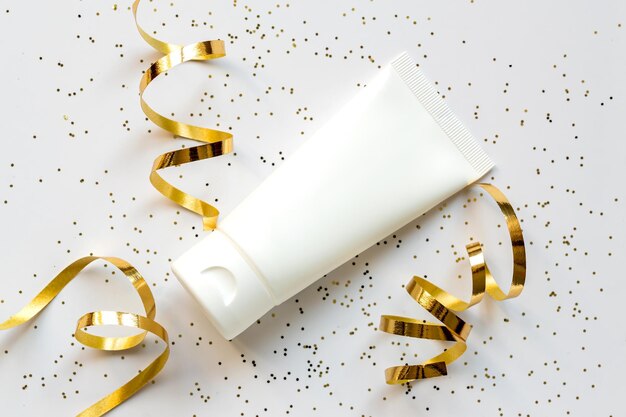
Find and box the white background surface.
[0,1,625,416]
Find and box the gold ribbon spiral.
[3,2,228,415]
[379,183,526,384]
[0,257,169,416]
[133,0,232,231]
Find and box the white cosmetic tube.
[172,52,493,339]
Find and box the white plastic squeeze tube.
[172,52,494,339]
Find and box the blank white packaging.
[172,52,494,339]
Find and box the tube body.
[172,52,493,339]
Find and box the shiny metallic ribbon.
[133,0,232,231]
[2,1,227,414]
[379,183,526,384]
[0,257,169,416]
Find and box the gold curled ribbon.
[379,183,526,384]
[133,0,232,230]
[3,2,224,414]
[0,257,169,416]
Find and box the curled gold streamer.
[4,1,223,414]
[379,183,526,384]
[133,0,231,230]
[0,257,169,416]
